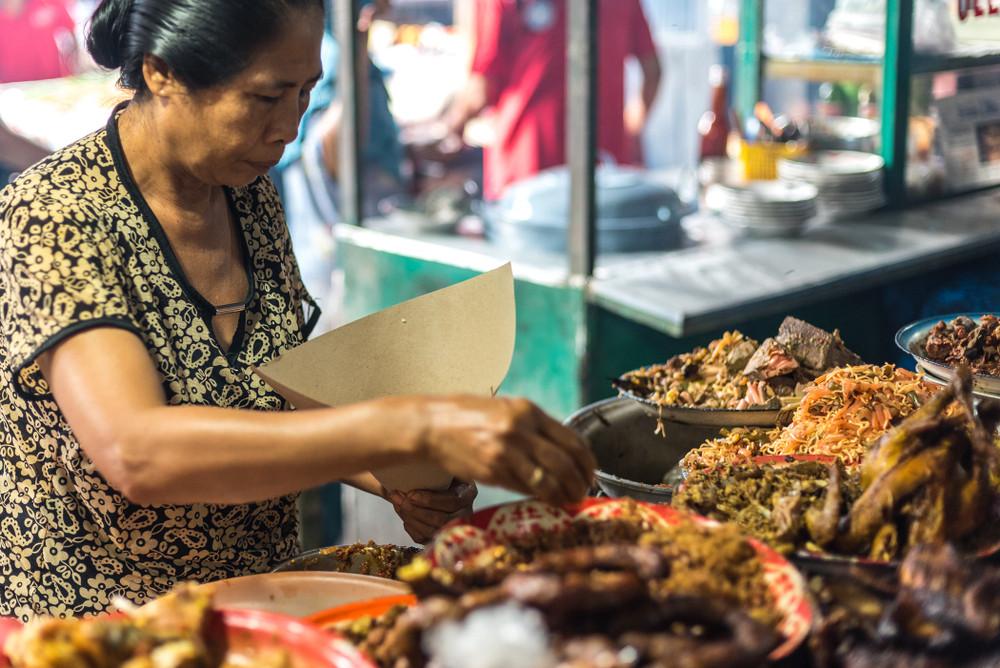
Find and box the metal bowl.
[483,165,687,254]
[612,383,782,427]
[566,398,730,502]
[272,545,422,576]
[895,312,1000,396]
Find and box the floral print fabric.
[0,109,317,619]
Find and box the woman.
[0,0,594,619]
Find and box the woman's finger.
[502,439,573,505]
[531,404,597,483]
[403,519,437,545]
[398,500,454,527]
[524,432,590,502]
[405,483,476,514]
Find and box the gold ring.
[529,466,545,488]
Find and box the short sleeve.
[470,0,513,98]
[0,185,141,399]
[629,1,657,60]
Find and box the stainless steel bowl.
[566,398,729,502]
[895,312,1000,397]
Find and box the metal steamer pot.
[565,398,728,503]
[482,165,687,254]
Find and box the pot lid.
[493,165,683,227]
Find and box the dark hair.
[86,0,324,94]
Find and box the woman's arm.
[39,327,594,507]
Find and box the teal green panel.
[735,0,763,122]
[338,242,585,419]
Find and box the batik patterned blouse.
[0,107,318,619]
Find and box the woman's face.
[155,6,324,187]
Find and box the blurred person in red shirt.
[442,0,661,201]
[0,0,77,83]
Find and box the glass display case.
[736,0,1000,205]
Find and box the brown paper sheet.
[255,264,516,492]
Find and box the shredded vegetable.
[681,365,942,469]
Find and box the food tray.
[613,384,783,427]
[425,498,815,661]
[896,313,1000,396]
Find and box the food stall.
[331,0,1000,422]
[5,2,1000,668]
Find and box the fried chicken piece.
[840,444,958,554]
[860,373,961,490]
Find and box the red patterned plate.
[427,498,814,661]
[0,609,374,668]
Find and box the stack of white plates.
[705,181,818,237]
[778,151,886,220]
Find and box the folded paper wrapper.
[254,264,516,492]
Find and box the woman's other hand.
[404,396,596,506]
[388,480,477,544]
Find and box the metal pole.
[335,0,363,225]
[567,0,598,279]
[735,0,763,127]
[881,0,914,207]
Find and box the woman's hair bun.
[85,0,324,95]
[86,0,136,70]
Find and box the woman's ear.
[142,54,183,98]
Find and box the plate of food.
[896,313,1000,396]
[388,497,814,664]
[614,316,861,426]
[0,586,374,668]
[674,367,1000,568]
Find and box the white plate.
[203,571,410,618]
[722,217,809,230]
[720,218,808,237]
[778,150,885,176]
[708,181,818,205]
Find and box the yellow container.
[738,140,807,180]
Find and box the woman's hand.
[388,481,478,544]
[410,397,596,506]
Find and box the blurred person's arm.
[443,74,488,140]
[624,1,662,159]
[318,3,383,181]
[441,0,509,144]
[0,120,49,171]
